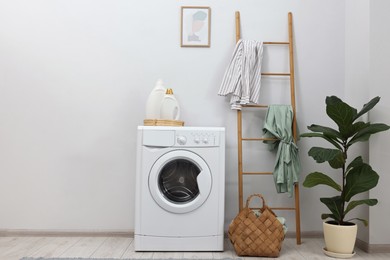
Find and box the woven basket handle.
[245,193,267,209]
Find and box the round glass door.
[158,159,200,204]
[149,150,212,214]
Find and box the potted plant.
[301,96,389,257]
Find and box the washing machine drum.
[149,150,212,214]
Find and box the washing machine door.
[148,150,212,214]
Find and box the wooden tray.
[144,119,184,126]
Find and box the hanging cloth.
[262,105,300,197]
[218,39,263,109]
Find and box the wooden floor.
[1,236,390,260]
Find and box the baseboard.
[356,238,390,253]
[367,244,390,253]
[0,229,133,237]
[289,231,323,238]
[355,239,369,252]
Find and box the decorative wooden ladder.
[235,11,301,245]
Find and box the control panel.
[174,130,220,147]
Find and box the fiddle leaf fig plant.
[301,96,390,226]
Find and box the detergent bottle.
[145,79,166,119]
[160,89,180,120]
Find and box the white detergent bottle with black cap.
[160,88,180,120]
[145,79,166,119]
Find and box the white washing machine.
[134,126,225,251]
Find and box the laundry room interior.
[1,0,390,259]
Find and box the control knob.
[177,135,187,145]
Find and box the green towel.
[263,105,300,197]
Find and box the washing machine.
[134,126,225,251]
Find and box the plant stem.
[340,141,348,225]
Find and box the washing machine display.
[135,126,225,251]
[149,150,212,214]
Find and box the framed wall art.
[180,6,211,47]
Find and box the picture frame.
[180,6,211,47]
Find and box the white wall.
[345,0,370,243]
[369,0,390,245]
[0,0,346,233]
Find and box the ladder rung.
[264,41,289,45]
[241,104,268,108]
[242,137,278,141]
[261,72,291,76]
[271,207,296,211]
[250,207,295,211]
[243,171,273,175]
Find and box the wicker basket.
[228,194,285,257]
[144,119,184,126]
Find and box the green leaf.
[307,124,343,140]
[308,147,341,163]
[321,213,337,222]
[348,123,390,146]
[346,121,369,139]
[300,133,321,138]
[303,172,341,191]
[326,96,358,138]
[300,132,342,150]
[308,147,344,169]
[354,96,380,121]
[346,156,364,173]
[303,124,344,149]
[346,218,368,226]
[344,163,379,201]
[328,154,345,169]
[320,196,343,222]
[325,95,343,106]
[344,199,378,216]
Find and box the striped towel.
[218,39,263,109]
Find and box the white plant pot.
[323,221,357,255]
